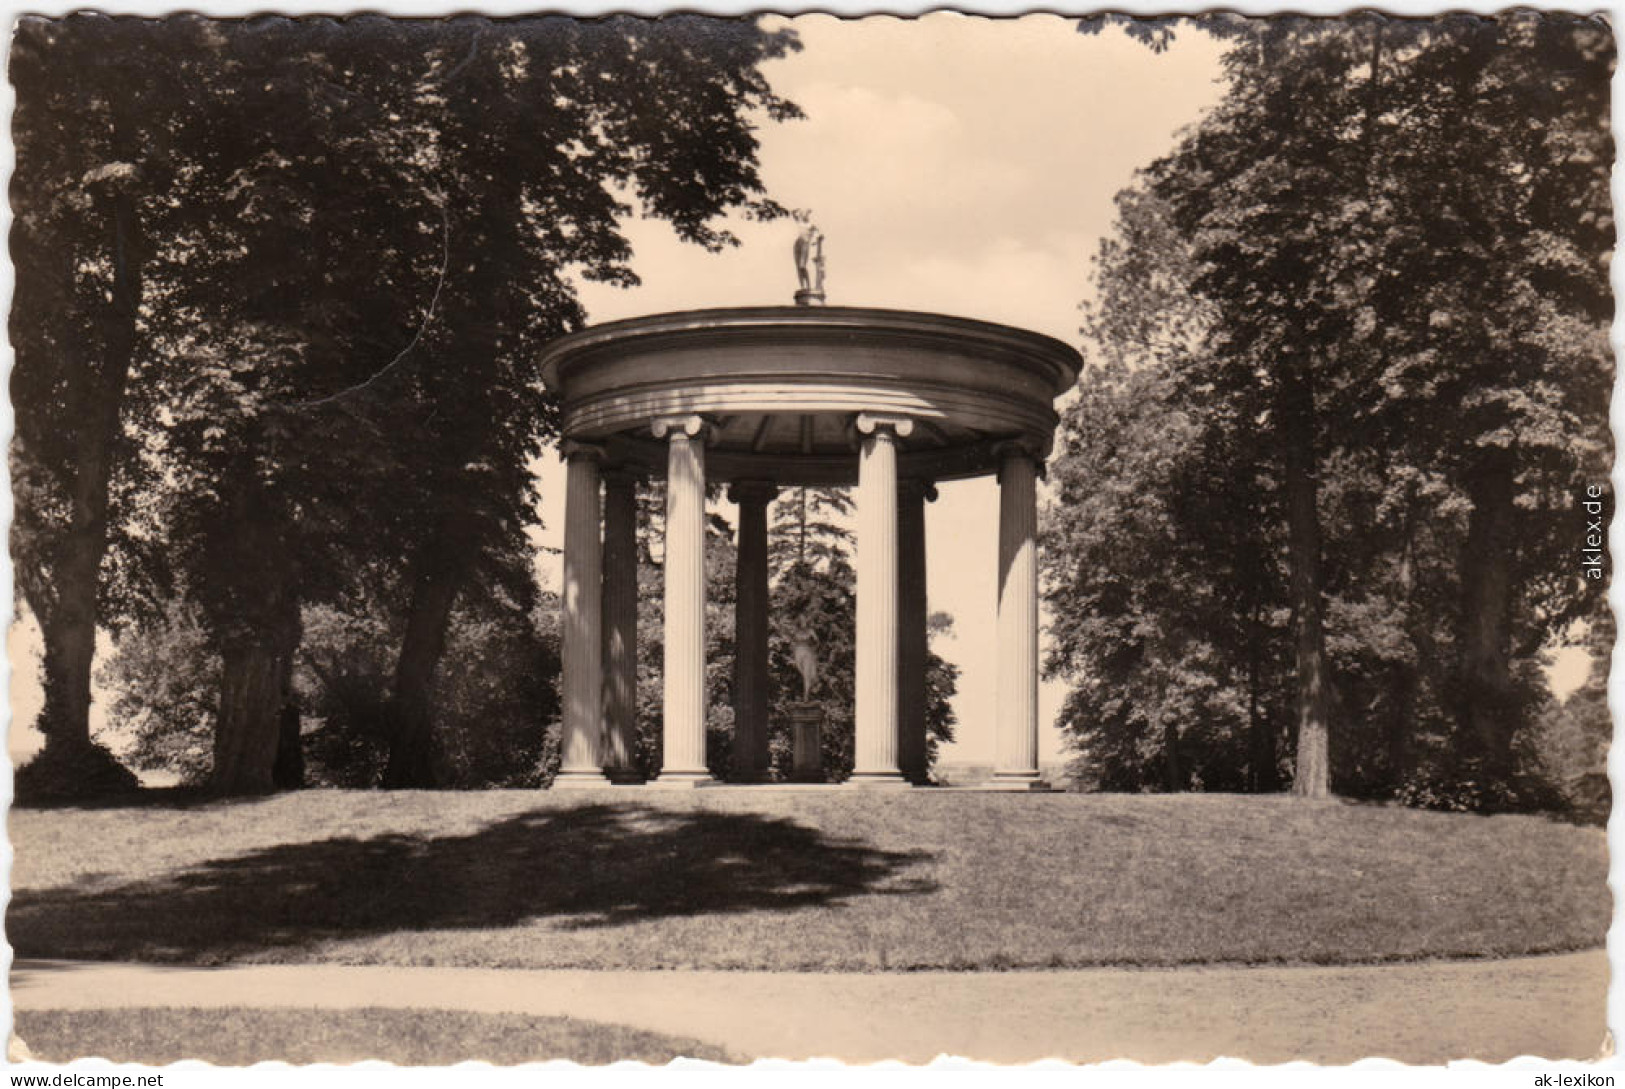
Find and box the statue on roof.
[792,209,826,303]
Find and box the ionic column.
[995,443,1042,785]
[601,466,641,782]
[851,412,912,784]
[898,478,936,784]
[729,480,777,781]
[556,441,607,786]
[656,415,712,783]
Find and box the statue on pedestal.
[790,629,819,702]
[787,627,823,781]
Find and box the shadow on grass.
[9,803,936,963]
[12,785,233,812]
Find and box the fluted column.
[898,478,936,784]
[556,442,606,786]
[656,415,712,783]
[601,466,641,782]
[851,412,912,785]
[730,480,776,781]
[995,443,1042,785]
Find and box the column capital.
[855,412,915,439]
[995,439,1048,481]
[561,438,608,463]
[652,414,712,442]
[899,478,939,504]
[727,479,779,506]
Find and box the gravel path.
[10,951,1608,1065]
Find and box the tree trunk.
[1162,713,1185,792]
[1458,448,1518,790]
[382,538,466,788]
[207,465,302,797]
[210,607,300,796]
[272,702,305,790]
[1246,597,1279,792]
[1385,667,1416,795]
[798,486,809,566]
[36,569,100,752]
[1385,500,1419,796]
[36,446,112,752]
[35,185,144,759]
[1279,363,1332,799]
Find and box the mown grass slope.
[9,790,1608,970]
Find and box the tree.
[98,598,218,785]
[9,15,442,795]
[15,15,804,795]
[1149,18,1403,798]
[9,14,233,796]
[299,576,563,790]
[923,611,961,774]
[1053,175,1294,794]
[1363,16,1613,799]
[1058,14,1613,808]
[364,15,803,786]
[101,557,562,789]
[1044,352,1291,793]
[148,30,440,794]
[1528,614,1613,825]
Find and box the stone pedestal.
[788,704,824,782]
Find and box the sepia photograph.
[3,3,1615,1073]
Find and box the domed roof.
[539,306,1082,484]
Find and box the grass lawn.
[12,1007,734,1065]
[8,790,1608,970]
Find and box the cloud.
[763,81,1034,246]
[577,16,1227,334]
